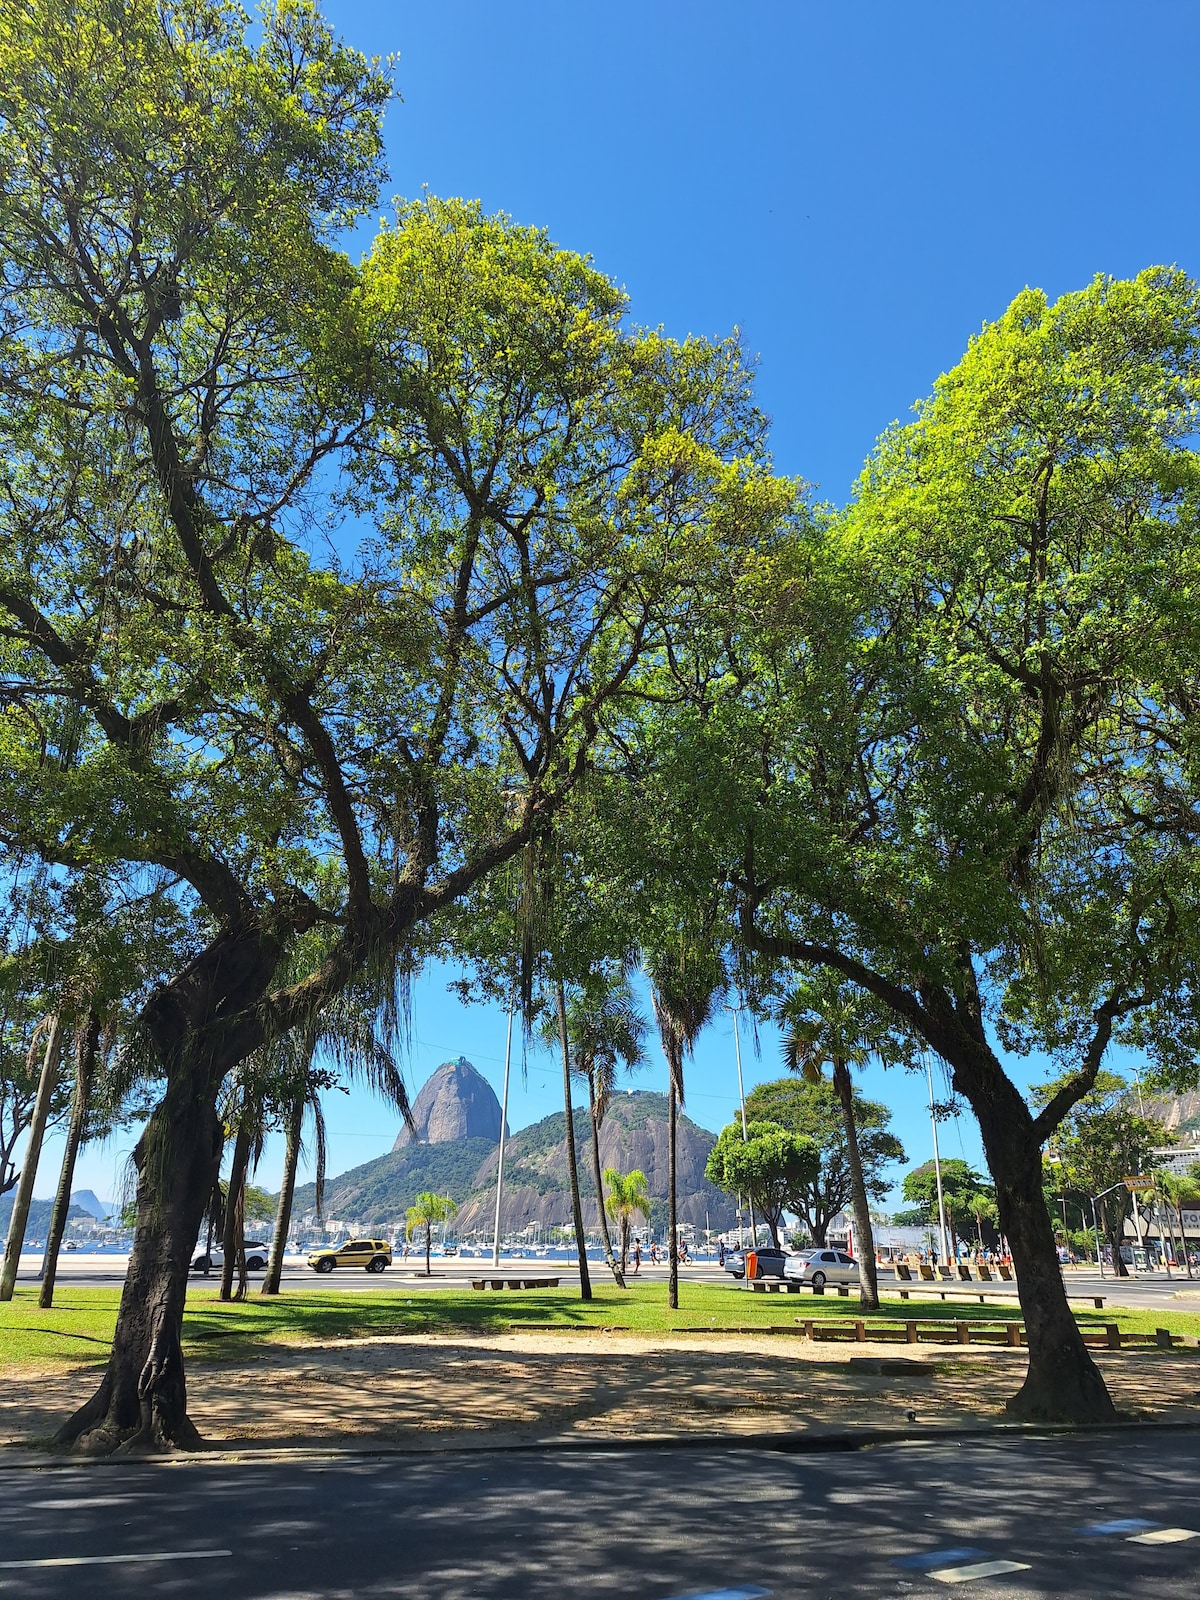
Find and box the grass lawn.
[3,1282,1200,1369]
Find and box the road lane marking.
[28,1497,134,1510]
[1127,1528,1198,1544]
[895,1549,985,1570]
[0,1550,231,1570]
[930,1560,1031,1584]
[666,1590,772,1600]
[1082,1518,1156,1535]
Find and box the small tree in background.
[406,1193,457,1278]
[604,1168,650,1276]
[745,1078,905,1249]
[705,1120,818,1248]
[902,1159,992,1258]
[1034,1071,1162,1278]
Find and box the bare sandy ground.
[3,1330,1199,1454]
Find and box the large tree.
[632,269,1200,1421]
[0,1,772,1449]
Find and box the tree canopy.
[745,1077,904,1246]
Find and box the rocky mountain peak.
[393,1056,507,1149]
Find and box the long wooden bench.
[893,1285,1105,1309]
[788,1317,1180,1349]
[470,1277,561,1290]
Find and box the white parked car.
[783,1247,860,1289]
[191,1243,270,1273]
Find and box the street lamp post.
[491,1003,515,1269]
[924,1054,951,1266]
[730,1002,756,1244]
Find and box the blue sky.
[51,1,1200,1210]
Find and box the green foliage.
[1036,1070,1164,1247]
[405,1192,457,1236]
[744,1077,904,1245]
[705,1118,818,1244]
[292,1138,497,1224]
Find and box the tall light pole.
[730,1002,755,1245]
[491,1003,515,1269]
[924,1053,951,1266]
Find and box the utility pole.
[1,1016,64,1302]
[491,1003,515,1269]
[730,1002,756,1243]
[924,1053,951,1266]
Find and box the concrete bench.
[749,1279,803,1293]
[470,1277,561,1290]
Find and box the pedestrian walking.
[632,1240,641,1275]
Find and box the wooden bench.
[470,1277,561,1290]
[789,1316,1179,1349]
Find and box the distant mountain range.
[292,1058,736,1235]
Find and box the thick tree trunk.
[263,1095,303,1296]
[40,1012,100,1309]
[557,981,592,1302]
[0,1015,64,1302]
[219,1121,252,1302]
[832,1057,879,1312]
[52,1046,224,1452]
[668,1077,679,1311]
[586,1069,624,1287]
[962,1057,1115,1423]
[54,922,281,1453]
[425,1221,431,1277]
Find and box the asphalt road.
[1,1430,1198,1597]
[16,1254,1200,1310]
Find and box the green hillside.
[292,1137,496,1227]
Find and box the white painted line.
[28,1497,133,1510]
[931,1559,1032,1584]
[1127,1528,1199,1545]
[0,1550,231,1570]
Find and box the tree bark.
[40,1012,100,1309]
[53,922,280,1453]
[832,1057,879,1312]
[668,1077,679,1311]
[963,1056,1115,1422]
[586,1069,624,1287]
[0,1015,64,1302]
[263,1094,303,1296]
[557,980,592,1302]
[219,1120,252,1302]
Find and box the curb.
[3,1415,1199,1473]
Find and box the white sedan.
[784,1247,860,1289]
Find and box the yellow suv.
[307,1238,392,1275]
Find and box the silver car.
[783,1247,860,1289]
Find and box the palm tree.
[551,972,647,1288]
[782,972,913,1312]
[258,981,412,1297]
[646,944,725,1311]
[604,1167,650,1276]
[407,1191,457,1276]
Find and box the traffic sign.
[1124,1176,1155,1191]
